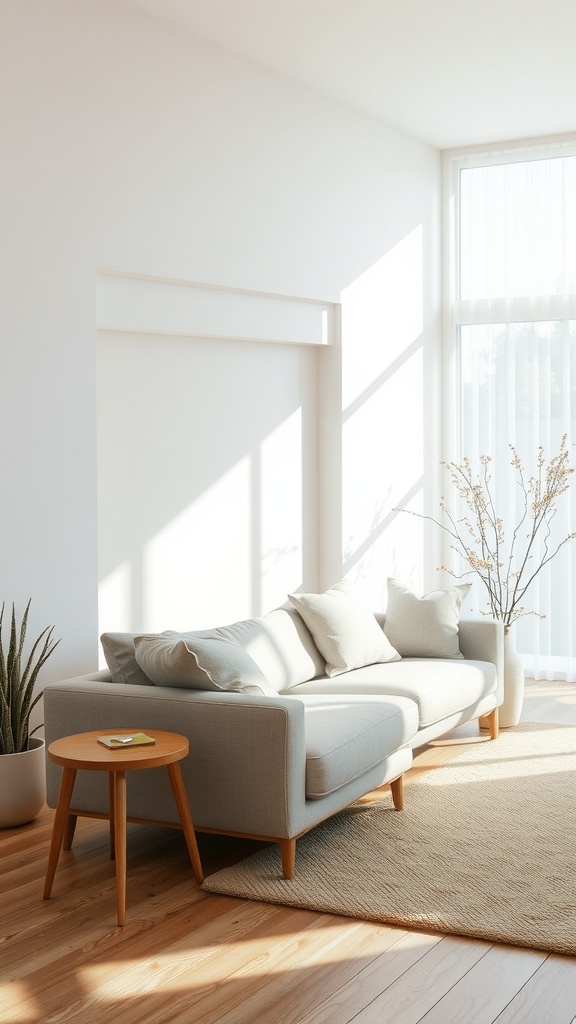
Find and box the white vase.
[499,629,524,728]
[0,737,46,827]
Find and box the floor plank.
[493,955,576,1024]
[418,943,548,1024]
[296,930,447,1024]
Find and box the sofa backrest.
[101,606,325,692]
[216,607,326,691]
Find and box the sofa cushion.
[284,658,497,729]
[133,632,277,695]
[288,579,400,677]
[383,579,471,659]
[211,607,325,691]
[293,694,418,798]
[101,632,155,686]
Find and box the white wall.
[0,0,440,679]
[97,329,320,632]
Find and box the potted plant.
[0,599,60,827]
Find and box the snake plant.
[0,600,60,755]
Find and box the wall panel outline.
[96,270,337,346]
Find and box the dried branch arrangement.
[402,436,575,628]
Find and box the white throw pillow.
[288,579,400,677]
[134,631,277,695]
[383,578,471,658]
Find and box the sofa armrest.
[458,618,504,703]
[43,678,307,839]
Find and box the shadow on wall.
[97,225,431,641]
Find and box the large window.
[445,140,576,680]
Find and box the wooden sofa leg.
[390,775,404,811]
[487,707,499,740]
[280,838,296,880]
[479,708,499,740]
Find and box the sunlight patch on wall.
[143,459,252,630]
[340,226,425,608]
[341,226,423,409]
[98,561,132,665]
[259,408,303,610]
[97,410,307,635]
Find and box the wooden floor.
[2,680,576,1024]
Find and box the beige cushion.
[133,632,277,695]
[383,579,471,658]
[288,579,400,677]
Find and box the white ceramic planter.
[499,629,525,728]
[0,737,46,827]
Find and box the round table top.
[47,730,189,771]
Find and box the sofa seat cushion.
[284,659,497,730]
[292,694,418,799]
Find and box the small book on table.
[97,733,156,748]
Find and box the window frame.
[441,134,576,462]
[440,135,576,676]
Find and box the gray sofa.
[43,581,504,879]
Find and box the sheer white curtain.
[445,140,576,681]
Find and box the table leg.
[113,770,127,926]
[43,767,77,899]
[63,813,78,851]
[166,762,204,884]
[108,771,116,861]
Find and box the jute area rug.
[202,722,576,956]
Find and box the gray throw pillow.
[133,631,277,695]
[100,632,155,686]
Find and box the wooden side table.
[43,730,204,926]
